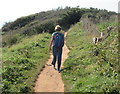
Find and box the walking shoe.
[57,69,61,73]
[52,64,56,69]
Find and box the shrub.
[8,36,18,45]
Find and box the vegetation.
[1,6,118,93]
[2,33,51,92]
[62,21,119,92]
[2,14,36,32]
[2,7,116,48]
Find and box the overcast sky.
[0,0,119,28]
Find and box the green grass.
[2,33,51,92]
[97,21,117,32]
[62,22,119,92]
[1,7,118,93]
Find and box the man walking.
[49,25,64,73]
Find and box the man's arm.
[49,36,54,51]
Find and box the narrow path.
[34,32,69,92]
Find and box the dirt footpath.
[34,32,69,92]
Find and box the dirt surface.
[34,32,69,92]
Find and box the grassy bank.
[2,33,51,92]
[62,22,119,92]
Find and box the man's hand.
[49,47,51,52]
[49,36,53,52]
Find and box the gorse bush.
[59,8,84,28]
[2,14,36,32]
[23,21,55,36]
[8,36,18,45]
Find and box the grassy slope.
[2,33,51,92]
[2,10,68,92]
[62,22,119,92]
[1,8,117,93]
[2,9,68,47]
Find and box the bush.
[2,15,36,32]
[8,36,18,45]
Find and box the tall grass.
[2,33,51,92]
[62,22,119,92]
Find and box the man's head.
[55,25,61,31]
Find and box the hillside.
[62,17,119,92]
[2,7,116,47]
[2,8,69,47]
[1,7,118,93]
[2,33,51,92]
